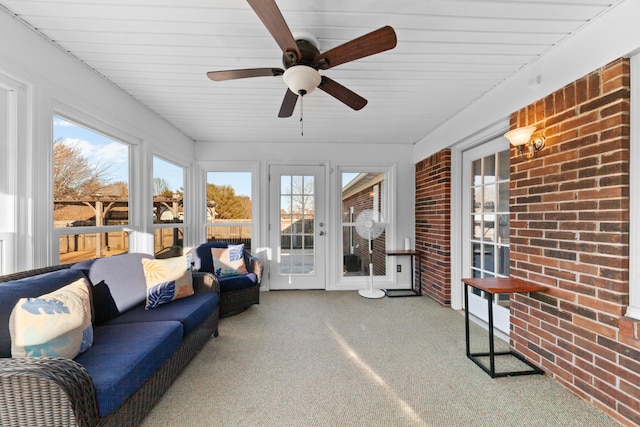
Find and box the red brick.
[415,149,451,305]
[419,58,635,426]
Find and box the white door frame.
[331,164,397,291]
[451,119,510,311]
[269,164,327,289]
[460,134,510,334]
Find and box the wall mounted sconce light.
[504,125,546,159]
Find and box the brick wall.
[415,150,451,305]
[509,58,639,426]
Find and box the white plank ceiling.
[0,0,626,145]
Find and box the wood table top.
[461,277,547,294]
[385,250,418,255]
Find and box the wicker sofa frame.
[0,263,219,427]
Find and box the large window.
[0,80,16,274]
[341,171,386,277]
[153,156,184,258]
[206,171,253,248]
[53,115,130,263]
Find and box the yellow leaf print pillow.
[141,256,194,310]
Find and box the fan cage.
[342,211,386,277]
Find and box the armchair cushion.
[218,273,259,293]
[193,241,242,273]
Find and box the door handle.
[319,231,326,236]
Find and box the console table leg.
[464,283,471,357]
[487,292,496,377]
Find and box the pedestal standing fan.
[355,209,387,299]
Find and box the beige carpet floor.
[142,291,619,426]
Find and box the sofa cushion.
[74,321,183,418]
[211,244,248,277]
[9,278,93,358]
[0,268,88,358]
[218,273,259,293]
[141,256,194,310]
[71,253,152,324]
[105,292,219,336]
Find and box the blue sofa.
[193,242,263,317]
[0,253,220,426]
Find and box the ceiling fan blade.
[278,89,298,117]
[247,0,301,61]
[207,68,284,81]
[318,77,367,111]
[314,26,397,70]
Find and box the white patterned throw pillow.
[211,244,248,277]
[9,278,93,359]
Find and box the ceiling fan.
[207,0,397,118]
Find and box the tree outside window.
[206,172,252,248]
[53,116,129,262]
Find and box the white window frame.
[627,53,640,320]
[199,161,259,249]
[51,106,142,263]
[332,164,396,290]
[152,153,189,257]
[0,75,19,274]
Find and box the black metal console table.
[462,277,546,378]
[384,250,422,297]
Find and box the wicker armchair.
[193,242,263,317]
[0,266,219,427]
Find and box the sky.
[207,172,251,197]
[53,116,130,184]
[55,116,182,192]
[342,172,358,187]
[53,116,359,197]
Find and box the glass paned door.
[269,165,325,289]
[463,141,511,334]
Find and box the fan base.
[358,288,386,299]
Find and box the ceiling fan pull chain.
[299,90,305,136]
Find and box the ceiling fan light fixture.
[283,65,321,95]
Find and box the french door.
[462,140,511,334]
[269,165,326,289]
